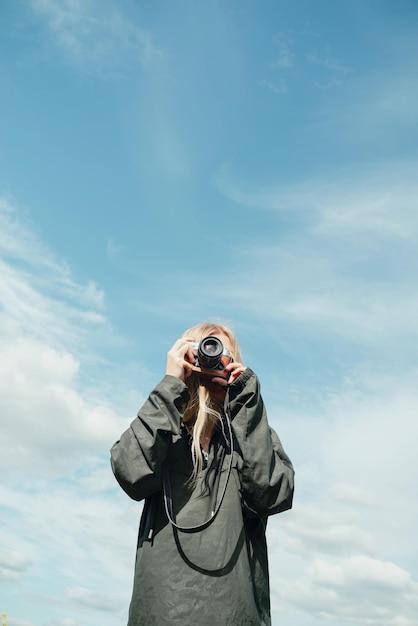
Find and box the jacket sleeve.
[110,375,189,501]
[228,368,294,518]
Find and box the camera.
[193,336,234,373]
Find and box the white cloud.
[258,79,288,95]
[0,196,138,617]
[271,33,296,69]
[308,36,418,139]
[0,197,131,475]
[321,373,418,494]
[263,28,353,95]
[0,548,31,572]
[0,198,105,309]
[65,587,122,612]
[298,556,418,624]
[5,619,35,626]
[0,476,137,622]
[275,558,418,625]
[0,195,139,622]
[331,482,376,506]
[0,333,125,474]
[308,54,351,75]
[308,52,352,89]
[264,360,418,626]
[0,198,107,357]
[29,0,164,76]
[279,505,376,558]
[211,162,418,345]
[270,515,418,625]
[311,555,412,590]
[215,161,418,239]
[0,568,20,583]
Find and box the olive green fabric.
[111,368,294,625]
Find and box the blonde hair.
[181,322,242,479]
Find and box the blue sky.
[1,1,418,625]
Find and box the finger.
[227,366,245,384]
[184,344,198,364]
[224,361,244,371]
[171,337,196,349]
[180,336,196,346]
[169,338,196,361]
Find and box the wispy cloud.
[0,198,130,476]
[275,555,418,625]
[308,52,352,89]
[258,78,288,95]
[65,587,123,612]
[261,32,295,95]
[3,619,35,626]
[30,0,164,76]
[0,479,134,623]
[215,161,418,239]
[265,365,418,625]
[271,33,296,69]
[0,195,137,622]
[307,54,351,74]
[0,197,112,352]
[0,548,31,572]
[262,29,352,95]
[203,161,418,347]
[281,505,376,558]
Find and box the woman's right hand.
[165,337,197,381]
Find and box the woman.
[111,322,294,625]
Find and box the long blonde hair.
[181,322,242,479]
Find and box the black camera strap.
[162,388,234,534]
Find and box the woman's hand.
[166,337,198,381]
[224,361,246,385]
[199,361,246,403]
[210,361,246,386]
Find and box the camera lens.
[198,336,223,370]
[201,337,222,357]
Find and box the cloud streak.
[0,196,138,624]
[0,198,131,477]
[209,161,418,346]
[30,0,164,76]
[265,367,418,626]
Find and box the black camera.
[193,336,234,372]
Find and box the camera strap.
[162,388,234,534]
